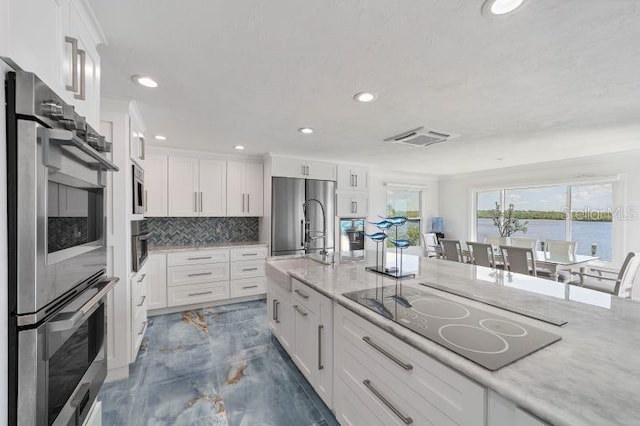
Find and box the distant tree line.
[477,209,612,222]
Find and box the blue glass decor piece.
[386,216,407,226]
[388,238,411,249]
[432,217,444,233]
[368,220,393,230]
[364,232,388,242]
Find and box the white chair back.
[467,241,495,268]
[545,240,577,257]
[440,239,463,263]
[422,233,439,258]
[485,236,511,248]
[500,245,537,276]
[511,237,538,251]
[617,252,640,298]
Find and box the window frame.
[385,187,423,248]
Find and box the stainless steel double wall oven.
[6,68,119,425]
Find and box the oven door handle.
[40,127,119,172]
[48,276,119,333]
[137,231,153,241]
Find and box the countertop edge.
[149,242,268,253]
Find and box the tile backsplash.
[147,217,259,246]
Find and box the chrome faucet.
[302,198,328,256]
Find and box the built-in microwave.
[133,163,145,214]
[131,220,151,272]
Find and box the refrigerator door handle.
[300,220,305,247]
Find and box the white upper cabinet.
[337,165,368,191]
[168,156,227,217]
[144,155,168,217]
[271,157,336,181]
[336,193,369,217]
[168,156,199,217]
[227,161,263,216]
[199,159,227,216]
[3,0,104,129]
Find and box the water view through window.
[476,183,613,261]
[386,189,421,246]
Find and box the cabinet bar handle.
[241,267,259,272]
[247,193,250,213]
[74,49,86,100]
[137,321,147,336]
[242,193,245,212]
[65,36,78,93]
[355,174,358,187]
[200,192,203,212]
[301,165,306,176]
[318,324,324,370]
[306,165,310,175]
[187,272,213,277]
[293,305,308,316]
[362,336,413,370]
[363,379,413,424]
[136,295,146,307]
[354,201,358,214]
[187,256,212,260]
[274,300,280,323]
[242,253,258,256]
[194,192,198,212]
[188,291,213,297]
[137,274,147,283]
[294,289,309,299]
[242,285,259,290]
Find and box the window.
[386,189,421,246]
[475,183,613,261]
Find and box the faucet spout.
[302,198,328,256]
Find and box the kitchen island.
[266,254,640,426]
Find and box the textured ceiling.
[89,0,640,175]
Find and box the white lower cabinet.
[130,263,149,362]
[267,278,295,353]
[333,304,486,426]
[147,253,167,310]
[168,281,230,306]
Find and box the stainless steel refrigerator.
[271,177,335,256]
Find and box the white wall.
[366,169,439,255]
[438,150,640,266]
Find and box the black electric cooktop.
[343,285,562,371]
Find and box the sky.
[477,184,613,211]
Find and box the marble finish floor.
[99,300,339,426]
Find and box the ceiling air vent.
[384,126,459,147]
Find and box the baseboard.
[148,294,266,317]
[105,365,129,383]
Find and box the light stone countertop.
[149,241,268,253]
[266,254,640,426]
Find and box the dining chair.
[511,237,538,251]
[545,240,577,257]
[421,232,440,258]
[500,245,537,276]
[466,242,495,268]
[440,239,464,263]
[571,252,640,297]
[485,236,511,248]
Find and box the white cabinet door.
[271,157,306,179]
[199,159,226,216]
[337,193,369,217]
[144,155,167,217]
[315,293,333,408]
[306,160,336,181]
[147,253,167,310]
[245,162,264,216]
[337,165,368,191]
[226,160,245,216]
[293,301,316,382]
[168,156,199,217]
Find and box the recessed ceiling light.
[353,92,377,103]
[154,135,167,141]
[234,145,245,150]
[132,75,158,88]
[482,0,527,16]
[298,127,314,134]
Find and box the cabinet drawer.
[292,278,323,309]
[230,246,268,261]
[336,305,485,425]
[335,378,394,426]
[168,281,230,307]
[132,307,148,360]
[168,264,229,287]
[132,266,148,300]
[230,277,266,298]
[230,259,265,280]
[167,249,230,266]
[131,285,148,321]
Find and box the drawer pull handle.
[362,336,413,371]
[137,273,146,283]
[294,289,309,299]
[242,267,259,272]
[242,285,259,290]
[274,300,280,323]
[242,253,258,256]
[293,305,308,317]
[318,324,324,370]
[188,291,213,297]
[188,272,213,277]
[136,295,146,307]
[187,256,213,260]
[363,379,413,425]
[137,321,147,336]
